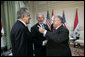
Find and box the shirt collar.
[18,19,27,27]
[55,25,62,30]
[40,24,43,26]
[38,23,44,26]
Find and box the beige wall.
[29,1,84,40]
[33,1,84,30]
[1,1,84,49]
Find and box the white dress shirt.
[43,25,62,37]
[18,19,27,27]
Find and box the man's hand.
[42,40,48,46]
[37,25,45,34]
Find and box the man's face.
[23,13,31,24]
[53,17,61,28]
[37,14,44,24]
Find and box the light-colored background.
[1,1,84,49]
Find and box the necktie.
[53,29,56,33]
[42,24,45,29]
[41,24,44,29]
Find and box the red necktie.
[53,29,56,32]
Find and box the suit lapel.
[18,20,30,32]
[55,25,63,33]
[25,26,30,32]
[44,24,47,29]
[17,20,26,28]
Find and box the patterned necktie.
[53,29,56,32]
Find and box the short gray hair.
[17,8,29,19]
[55,16,63,23]
[36,13,44,19]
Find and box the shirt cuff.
[43,30,47,37]
[42,40,48,46]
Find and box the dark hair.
[57,16,63,23]
[17,8,29,19]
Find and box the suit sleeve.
[45,29,69,44]
[31,27,37,41]
[31,27,43,45]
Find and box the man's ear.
[21,15,24,19]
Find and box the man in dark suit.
[31,13,49,56]
[10,8,33,56]
[38,16,72,56]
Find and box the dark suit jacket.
[46,25,72,56]
[51,24,53,31]
[31,23,49,48]
[10,20,33,56]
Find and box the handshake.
[37,25,45,34]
